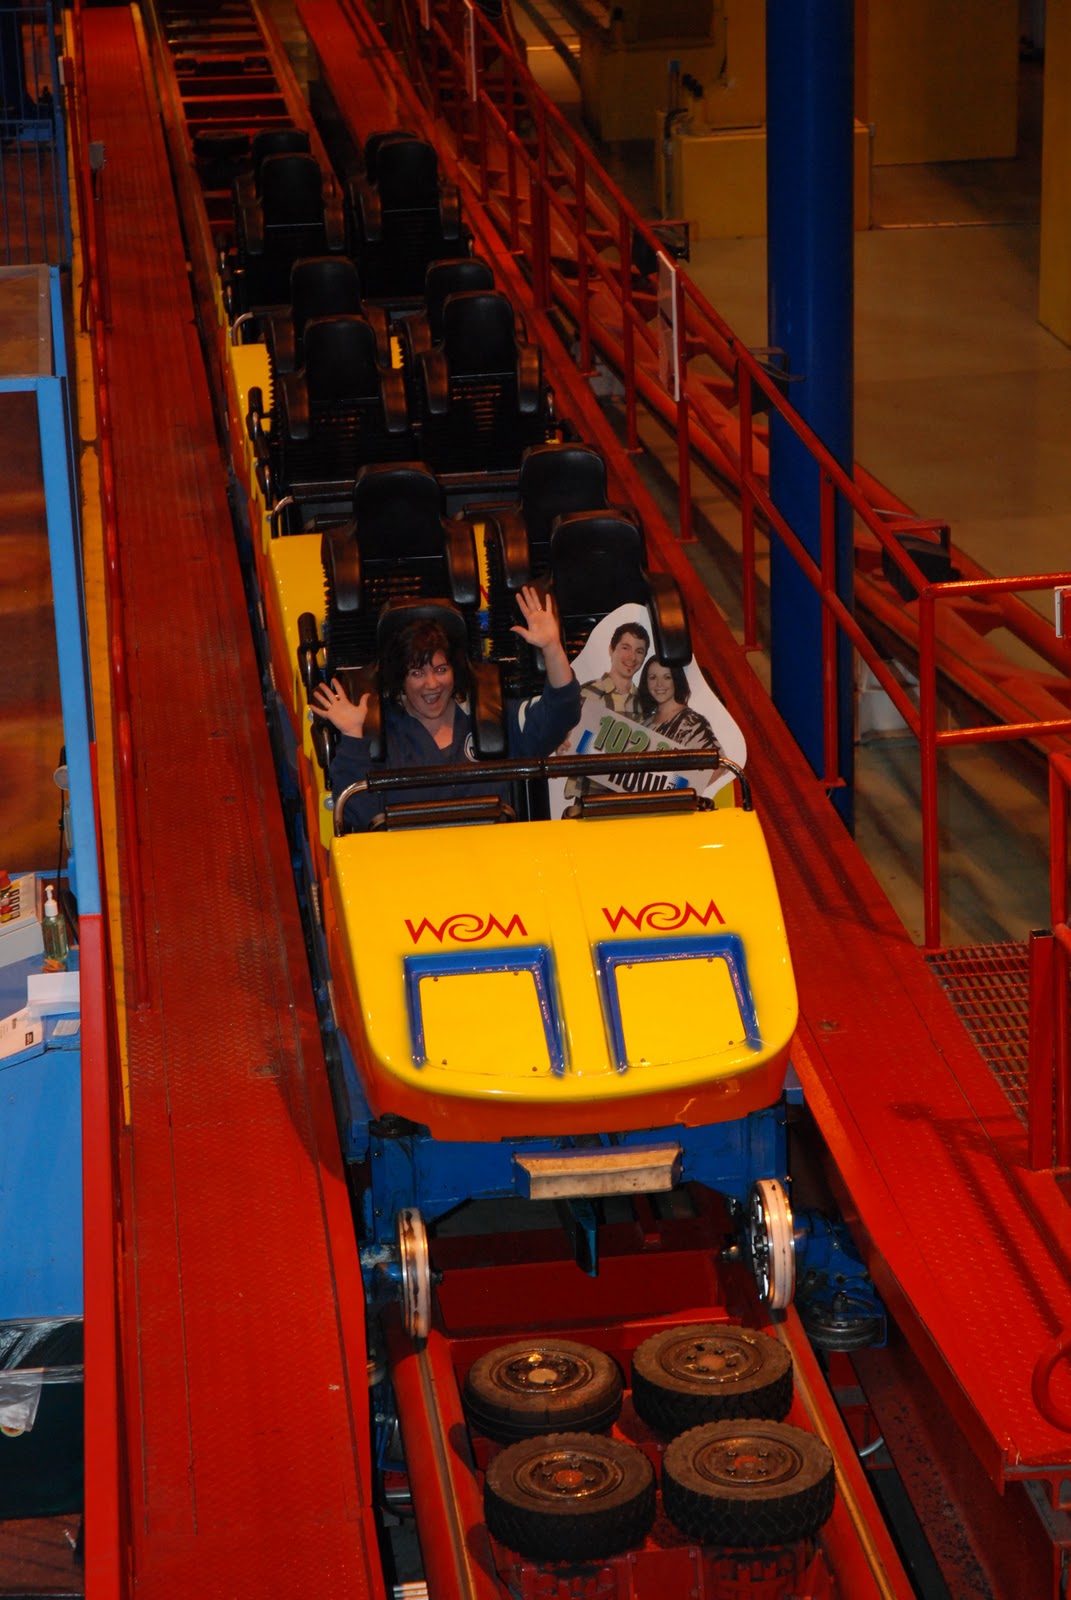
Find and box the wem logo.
[601,899,725,933]
[404,912,528,944]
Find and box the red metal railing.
[1027,753,1071,1173]
[1030,809,1071,1428]
[391,0,1071,948]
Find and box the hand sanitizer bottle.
[42,883,68,968]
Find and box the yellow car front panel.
[227,341,274,554]
[330,807,796,1121]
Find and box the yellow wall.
[580,35,728,142]
[701,0,764,129]
[1040,0,1071,345]
[579,0,763,141]
[864,0,1018,164]
[660,119,872,237]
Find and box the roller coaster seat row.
[219,127,557,495]
[245,288,551,495]
[304,448,690,696]
[221,125,467,307]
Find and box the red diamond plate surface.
[81,11,381,1595]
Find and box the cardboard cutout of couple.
[547,603,746,820]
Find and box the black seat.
[347,138,467,300]
[363,128,420,182]
[479,442,614,663]
[265,256,390,375]
[261,314,414,501]
[487,442,612,581]
[399,255,496,372]
[418,291,550,476]
[250,128,311,182]
[320,463,481,670]
[548,510,691,665]
[232,153,345,311]
[225,129,311,212]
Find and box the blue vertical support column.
[766,0,855,825]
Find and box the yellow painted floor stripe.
[66,12,130,1119]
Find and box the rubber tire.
[631,1324,792,1435]
[485,1432,656,1562]
[463,1339,624,1442]
[661,1421,835,1548]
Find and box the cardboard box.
[0,875,43,970]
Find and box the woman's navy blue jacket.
[331,676,581,832]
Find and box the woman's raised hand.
[511,585,573,688]
[511,585,557,651]
[311,677,369,738]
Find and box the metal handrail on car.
[333,752,749,835]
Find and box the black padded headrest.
[376,598,468,661]
[352,463,446,560]
[424,256,495,340]
[303,315,381,407]
[519,443,609,548]
[364,128,420,182]
[440,291,518,374]
[289,257,363,335]
[376,137,440,207]
[252,128,310,188]
[259,153,324,226]
[550,512,648,612]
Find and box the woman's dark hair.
[635,656,690,719]
[382,619,469,704]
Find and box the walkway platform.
[80,10,381,1593]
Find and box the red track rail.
[387,1228,913,1598]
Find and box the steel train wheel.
[464,1339,623,1442]
[396,1207,430,1344]
[747,1179,796,1310]
[661,1420,835,1547]
[631,1324,793,1435]
[484,1432,656,1562]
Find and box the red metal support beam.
[389,1321,501,1600]
[1029,929,1058,1170]
[80,910,127,1600]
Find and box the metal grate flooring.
[926,942,1032,1121]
